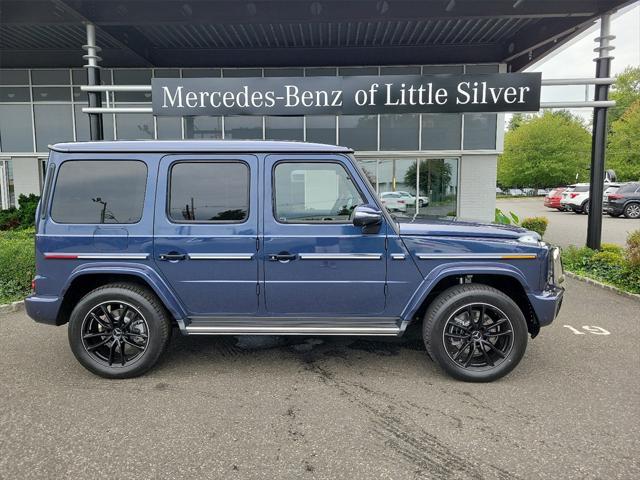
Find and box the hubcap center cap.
[472,331,482,341]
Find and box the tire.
[623,202,640,219]
[68,283,172,379]
[423,284,528,382]
[418,199,424,208]
[583,201,590,215]
[573,207,582,214]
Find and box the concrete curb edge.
[0,300,25,315]
[565,271,640,303]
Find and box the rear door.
[153,154,259,317]
[262,154,387,315]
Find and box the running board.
[183,317,402,336]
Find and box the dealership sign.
[153,73,541,116]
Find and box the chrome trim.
[416,253,537,260]
[187,253,254,260]
[185,325,400,336]
[45,253,149,260]
[391,253,406,260]
[298,253,382,260]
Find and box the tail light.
[570,193,580,199]
[608,194,623,200]
[398,200,405,204]
[31,278,36,291]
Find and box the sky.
[518,2,640,123]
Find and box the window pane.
[338,67,378,76]
[156,116,182,139]
[115,105,154,140]
[463,113,497,149]
[225,116,262,140]
[339,115,377,151]
[32,87,71,102]
[74,105,115,141]
[0,105,33,151]
[113,69,152,85]
[51,160,147,224]
[380,66,421,75]
[0,70,29,85]
[34,104,73,151]
[422,114,461,150]
[31,69,69,85]
[0,87,30,102]
[169,162,249,222]
[265,116,303,141]
[184,116,222,139]
[422,65,463,74]
[182,69,221,78]
[154,69,181,78]
[305,67,337,77]
[306,115,336,144]
[72,68,112,85]
[380,114,419,150]
[416,158,459,217]
[222,68,262,78]
[274,162,364,223]
[465,64,499,74]
[264,68,303,77]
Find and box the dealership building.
[0,0,627,221]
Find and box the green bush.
[626,230,640,267]
[601,243,624,254]
[563,243,640,294]
[521,217,548,238]
[0,229,35,304]
[0,194,40,231]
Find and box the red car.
[544,187,567,210]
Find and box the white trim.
[298,253,382,260]
[187,253,254,260]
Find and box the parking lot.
[1,277,638,480]
[496,197,639,248]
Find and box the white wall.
[12,157,41,204]
[458,154,497,222]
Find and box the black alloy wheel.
[624,202,640,219]
[81,301,149,367]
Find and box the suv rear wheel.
[68,283,172,379]
[624,202,640,219]
[423,284,528,382]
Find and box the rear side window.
[51,160,147,224]
[573,186,589,192]
[169,162,249,222]
[619,183,640,193]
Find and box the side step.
[184,317,402,336]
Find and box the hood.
[397,216,530,240]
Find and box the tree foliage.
[497,111,591,188]
[609,66,640,125]
[404,160,452,201]
[607,99,640,181]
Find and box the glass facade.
[0,65,498,153]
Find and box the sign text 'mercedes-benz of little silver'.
[153,73,542,116]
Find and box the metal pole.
[83,23,104,140]
[586,14,614,250]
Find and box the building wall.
[458,154,498,222]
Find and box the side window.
[169,161,249,222]
[274,162,365,223]
[51,160,147,224]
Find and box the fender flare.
[63,262,188,326]
[400,262,531,322]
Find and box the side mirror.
[352,204,383,227]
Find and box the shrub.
[0,229,35,304]
[601,243,624,254]
[0,194,40,231]
[627,230,640,267]
[521,217,548,238]
[494,208,519,225]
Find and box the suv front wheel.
[423,284,528,382]
[68,283,172,378]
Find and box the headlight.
[549,247,564,285]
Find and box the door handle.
[268,252,297,262]
[159,252,186,261]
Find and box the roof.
[49,140,353,154]
[0,0,631,72]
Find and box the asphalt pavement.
[1,277,639,480]
[496,197,638,248]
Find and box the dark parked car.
[605,182,640,218]
[26,140,564,382]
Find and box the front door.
[154,154,259,317]
[263,154,387,315]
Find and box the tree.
[497,110,591,188]
[609,66,640,125]
[607,99,640,181]
[404,160,452,202]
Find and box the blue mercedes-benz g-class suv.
[26,140,563,382]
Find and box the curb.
[0,300,25,315]
[565,271,640,303]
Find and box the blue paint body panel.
[26,140,563,334]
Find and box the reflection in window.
[115,106,154,140]
[339,115,377,151]
[184,116,222,139]
[169,162,249,222]
[225,116,262,139]
[274,162,364,223]
[34,104,73,151]
[51,160,147,224]
[265,116,303,141]
[422,114,462,150]
[463,113,497,150]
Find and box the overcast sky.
[520,2,639,121]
